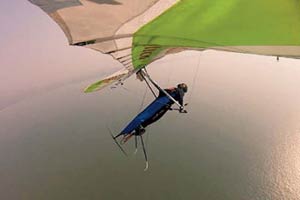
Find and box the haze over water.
[1,49,300,199]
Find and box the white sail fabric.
[28,0,178,71]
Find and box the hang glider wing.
[132,0,300,68]
[28,0,300,92]
[28,0,178,92]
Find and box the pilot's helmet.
[177,83,188,93]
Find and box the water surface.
[1,51,300,200]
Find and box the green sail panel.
[133,0,300,68]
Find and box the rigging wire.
[144,77,157,98]
[139,86,148,112]
[186,52,202,106]
[143,68,158,98]
[167,65,174,87]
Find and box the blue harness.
[121,93,175,135]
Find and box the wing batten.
[28,0,300,91]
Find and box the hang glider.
[28,0,300,92]
[28,0,300,170]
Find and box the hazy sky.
[0,0,122,110]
